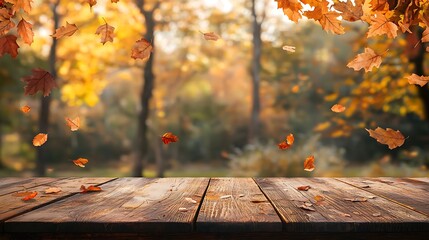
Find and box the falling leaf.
[278,141,290,150]
[201,31,220,41]
[80,185,102,193]
[95,22,115,45]
[372,212,381,217]
[179,207,188,212]
[161,132,179,144]
[45,187,61,194]
[33,133,48,147]
[366,127,405,149]
[299,204,315,211]
[331,104,346,113]
[20,105,31,113]
[220,195,232,199]
[282,45,295,52]
[22,191,37,201]
[406,74,429,87]
[304,155,315,171]
[291,85,299,93]
[185,197,197,204]
[278,133,294,150]
[367,11,398,39]
[22,68,57,97]
[314,195,325,202]
[73,158,89,168]
[344,197,367,202]
[297,185,311,191]
[347,48,383,72]
[17,18,33,45]
[65,117,80,131]
[51,22,78,39]
[131,38,152,60]
[0,34,19,58]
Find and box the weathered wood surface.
[6,178,209,233]
[0,177,428,239]
[196,178,282,232]
[337,177,429,216]
[255,178,429,232]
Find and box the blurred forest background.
[1,0,429,177]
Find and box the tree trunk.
[36,0,60,176]
[249,0,262,143]
[133,0,158,177]
[0,126,3,169]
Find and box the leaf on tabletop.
[95,22,115,45]
[73,158,89,168]
[32,133,47,147]
[366,127,405,149]
[367,11,398,38]
[304,155,315,171]
[347,47,382,72]
[17,18,33,45]
[282,45,295,52]
[45,187,61,194]
[299,204,315,211]
[179,207,188,212]
[21,191,37,201]
[20,105,31,113]
[201,31,220,41]
[131,38,152,60]
[344,197,367,202]
[331,104,346,113]
[314,195,325,202]
[0,34,19,58]
[22,68,57,96]
[65,116,80,131]
[372,212,381,217]
[406,74,429,87]
[185,197,197,204]
[220,195,232,199]
[161,132,179,144]
[12,191,33,197]
[80,185,101,193]
[51,22,78,39]
[297,185,311,191]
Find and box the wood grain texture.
[196,178,282,232]
[255,178,429,232]
[5,178,209,233]
[337,177,429,216]
[409,178,429,184]
[0,178,60,197]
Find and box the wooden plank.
[0,178,60,196]
[409,178,429,184]
[5,178,209,233]
[196,178,282,232]
[255,178,429,232]
[337,177,429,216]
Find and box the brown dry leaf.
[80,185,102,193]
[0,16,15,35]
[314,195,325,202]
[21,191,37,201]
[33,133,48,147]
[0,34,19,58]
[179,207,188,212]
[73,158,89,168]
[131,38,152,60]
[20,105,31,113]
[331,104,346,113]
[366,127,405,149]
[17,18,33,45]
[347,48,383,72]
[282,45,296,52]
[45,187,62,194]
[343,213,352,217]
[22,68,57,96]
[12,191,33,197]
[161,132,179,144]
[185,197,197,204]
[297,185,311,191]
[304,4,345,35]
[275,0,302,22]
[65,117,80,131]
[95,22,115,45]
[344,197,367,202]
[367,11,398,39]
[5,0,32,14]
[299,204,316,211]
[278,133,294,150]
[201,31,221,41]
[51,22,78,39]
[333,0,363,22]
[304,155,315,171]
[372,212,381,217]
[111,0,119,3]
[406,74,429,87]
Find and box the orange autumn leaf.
[73,158,89,168]
[275,0,303,23]
[4,0,32,14]
[20,105,31,113]
[80,185,102,193]
[333,0,363,22]
[32,133,48,147]
[406,74,429,87]
[314,195,325,202]
[111,0,119,3]
[51,22,78,39]
[366,127,405,149]
[17,18,33,45]
[131,38,152,60]
[331,104,346,113]
[367,11,398,39]
[22,68,57,97]
[12,191,33,197]
[304,3,345,35]
[65,116,80,131]
[278,133,294,150]
[286,133,294,145]
[0,34,19,58]
[22,191,37,201]
[0,9,15,35]
[95,22,115,45]
[86,0,97,8]
[304,155,315,171]
[162,132,179,144]
[201,31,221,41]
[347,47,383,72]
[297,185,311,191]
[278,141,290,150]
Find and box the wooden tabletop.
[0,177,428,239]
